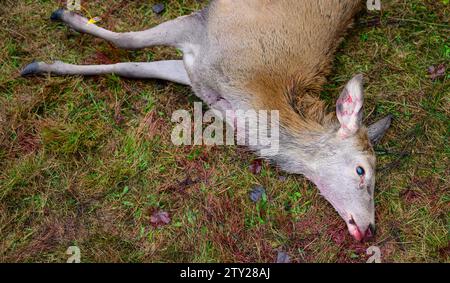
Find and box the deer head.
[308,75,391,241]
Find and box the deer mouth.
[348,216,375,242]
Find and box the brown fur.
[356,128,375,155]
[214,0,365,133]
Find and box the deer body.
[21,0,392,241]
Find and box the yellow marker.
[87,17,101,25]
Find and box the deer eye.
[356,166,365,176]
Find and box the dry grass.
[0,0,448,263]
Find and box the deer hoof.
[50,8,65,21]
[20,61,40,76]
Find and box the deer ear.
[368,115,392,145]
[336,74,364,138]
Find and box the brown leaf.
[428,64,446,80]
[249,159,263,175]
[150,211,171,227]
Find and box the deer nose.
[349,221,376,242]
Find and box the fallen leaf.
[249,186,266,203]
[92,51,114,65]
[428,64,446,80]
[249,159,263,175]
[150,211,171,227]
[152,3,165,14]
[276,251,291,263]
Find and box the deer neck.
[270,123,340,178]
[246,78,341,178]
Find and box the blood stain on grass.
[401,188,422,203]
[84,51,115,65]
[136,110,167,140]
[17,126,40,155]
[438,245,450,260]
[12,216,87,262]
[203,194,274,262]
[324,217,370,263]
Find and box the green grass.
[0,0,449,263]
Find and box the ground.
[0,0,448,263]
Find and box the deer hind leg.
[49,8,204,50]
[20,60,191,85]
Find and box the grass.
[0,0,449,263]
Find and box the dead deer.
[21,0,392,242]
